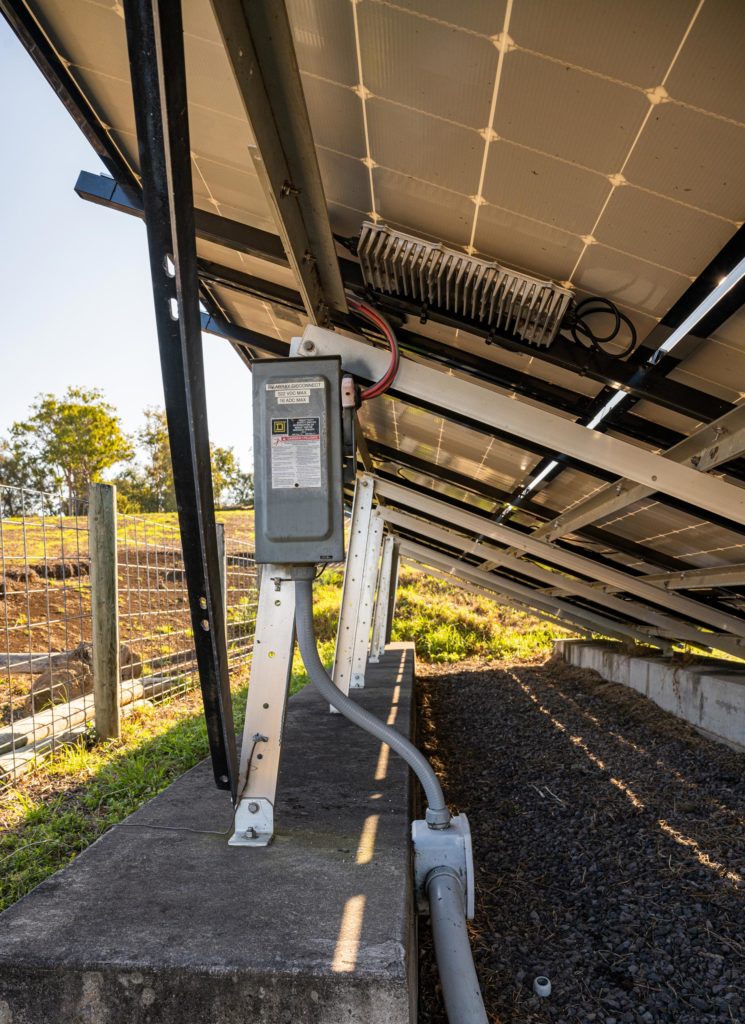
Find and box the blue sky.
[0,19,253,468]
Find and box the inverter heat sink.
[358,222,572,347]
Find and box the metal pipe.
[427,868,488,1024]
[293,578,449,826]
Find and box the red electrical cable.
[347,296,400,401]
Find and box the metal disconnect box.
[252,358,345,565]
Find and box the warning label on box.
[270,417,322,489]
[266,379,324,405]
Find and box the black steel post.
[122,0,237,796]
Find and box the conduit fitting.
[426,806,452,829]
[412,814,475,919]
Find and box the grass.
[0,562,568,911]
[0,508,253,563]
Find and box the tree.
[8,387,133,514]
[114,407,250,511]
[0,435,55,515]
[228,468,254,508]
[210,444,240,508]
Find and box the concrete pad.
[556,640,745,751]
[0,644,417,1024]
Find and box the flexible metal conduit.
[294,577,448,823]
[427,868,489,1024]
[294,578,488,1022]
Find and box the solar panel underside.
[19,0,745,643]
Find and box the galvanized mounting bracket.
[412,814,475,920]
[229,796,274,848]
[229,565,297,848]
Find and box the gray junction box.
[252,357,345,565]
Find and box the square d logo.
[272,419,287,434]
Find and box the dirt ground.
[417,655,744,1024]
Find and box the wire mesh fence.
[0,484,257,791]
[116,513,257,703]
[0,485,92,785]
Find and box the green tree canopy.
[7,387,132,513]
[114,408,252,512]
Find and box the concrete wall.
[555,640,745,752]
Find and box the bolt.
[280,180,301,198]
[243,827,257,840]
[303,340,316,353]
[302,249,316,265]
[200,619,210,631]
[248,802,260,814]
[199,596,207,609]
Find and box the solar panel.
[9,0,745,657]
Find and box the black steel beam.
[75,171,733,431]
[200,311,288,358]
[498,220,745,522]
[75,169,287,266]
[661,221,745,339]
[123,0,237,796]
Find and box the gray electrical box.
[252,357,345,565]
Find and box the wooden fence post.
[89,483,120,739]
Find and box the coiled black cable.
[566,296,638,359]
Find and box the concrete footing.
[0,644,417,1024]
[556,640,745,751]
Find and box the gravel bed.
[416,654,745,1024]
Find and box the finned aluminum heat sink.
[358,222,572,347]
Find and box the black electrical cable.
[566,296,638,359]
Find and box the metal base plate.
[229,797,275,848]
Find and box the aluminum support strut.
[332,476,375,696]
[350,511,385,686]
[209,0,346,324]
[374,477,745,651]
[122,0,237,794]
[380,508,737,652]
[534,402,745,543]
[231,566,296,847]
[641,562,745,591]
[293,327,745,528]
[400,554,643,648]
[386,540,401,646]
[400,540,670,650]
[370,534,397,663]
